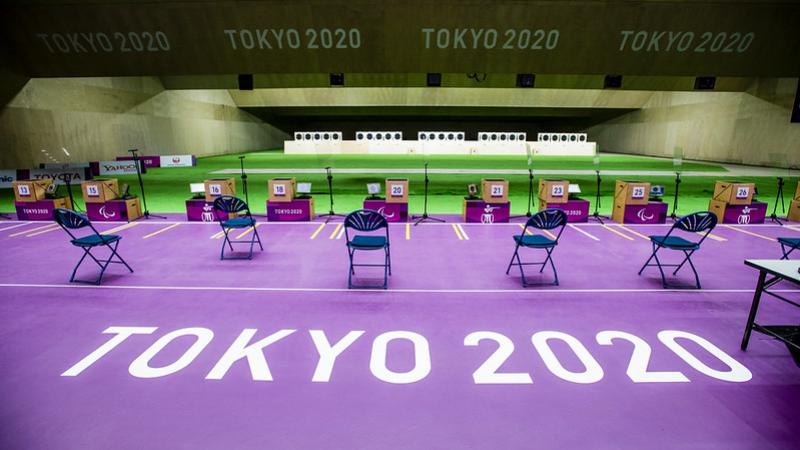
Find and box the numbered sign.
[632,186,645,199]
[491,185,504,197]
[209,184,222,196]
[273,184,286,196]
[86,185,100,197]
[17,185,30,196]
[551,184,564,197]
[390,184,404,197]
[735,186,750,199]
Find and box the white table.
[741,260,800,360]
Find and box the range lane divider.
[236,223,261,239]
[701,231,727,242]
[405,223,410,240]
[568,224,600,241]
[309,223,326,240]
[9,223,57,237]
[0,222,32,232]
[100,222,139,235]
[25,225,62,237]
[600,224,635,241]
[328,223,343,239]
[720,225,775,242]
[452,224,464,240]
[614,224,650,240]
[143,223,180,239]
[457,223,470,240]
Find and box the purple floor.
[1,218,799,449]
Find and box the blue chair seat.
[348,235,387,249]
[649,235,699,250]
[778,237,800,246]
[71,234,121,247]
[222,217,255,228]
[514,234,556,248]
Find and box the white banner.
[160,155,194,167]
[98,160,138,175]
[42,162,90,169]
[29,168,89,185]
[0,170,16,188]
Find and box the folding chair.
[506,209,567,287]
[638,211,717,289]
[53,208,133,285]
[778,237,800,260]
[344,209,391,289]
[213,195,263,260]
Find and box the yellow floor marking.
[542,229,557,240]
[721,225,775,242]
[328,223,343,239]
[405,223,410,240]
[9,223,57,237]
[786,225,800,233]
[210,229,225,239]
[143,223,180,239]
[457,224,470,240]
[518,223,556,239]
[236,223,261,239]
[518,224,533,235]
[25,225,62,237]
[100,222,139,235]
[452,224,464,240]
[615,224,650,240]
[601,224,635,241]
[309,223,326,240]
[701,232,727,242]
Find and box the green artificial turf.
[2,150,794,218]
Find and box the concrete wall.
[0,77,287,169]
[589,78,800,167]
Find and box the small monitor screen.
[367,183,381,195]
[297,182,312,194]
[190,183,205,193]
[568,184,581,194]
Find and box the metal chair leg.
[672,249,695,275]
[638,244,658,275]
[651,248,668,288]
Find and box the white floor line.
[1,282,797,294]
[457,223,470,240]
[0,221,32,232]
[336,226,345,239]
[568,224,600,241]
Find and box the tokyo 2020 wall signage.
[3,1,799,78]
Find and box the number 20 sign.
[390,185,404,197]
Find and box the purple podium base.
[464,200,511,223]
[86,200,136,222]
[621,201,668,224]
[15,199,69,221]
[363,199,409,222]
[722,201,767,224]
[542,199,590,223]
[185,199,230,222]
[267,199,314,221]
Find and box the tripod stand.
[413,163,445,225]
[670,172,681,221]
[769,176,785,225]
[318,167,345,223]
[591,170,607,224]
[57,172,82,212]
[510,169,534,220]
[128,149,165,220]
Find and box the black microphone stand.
[670,172,681,221]
[769,176,785,225]
[510,169,534,220]
[412,162,445,225]
[128,148,165,219]
[239,156,249,205]
[591,169,607,224]
[318,167,345,223]
[57,172,82,212]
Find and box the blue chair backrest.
[213,195,250,215]
[523,208,568,241]
[675,211,717,233]
[345,209,388,232]
[527,209,568,230]
[54,208,90,229]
